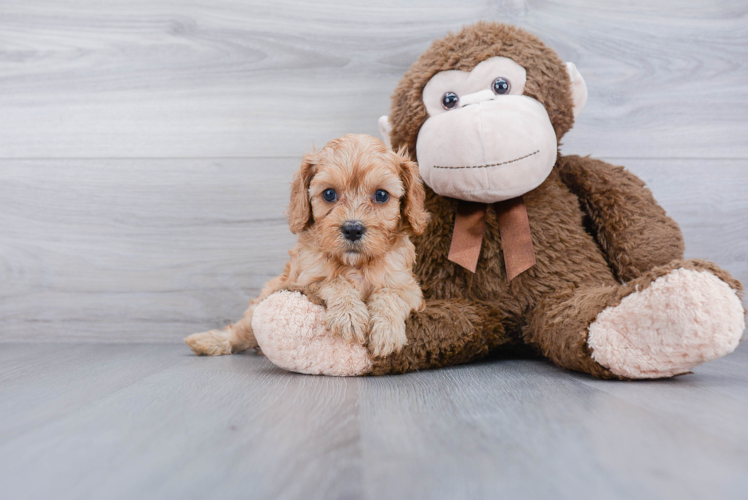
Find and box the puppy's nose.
[341,221,366,242]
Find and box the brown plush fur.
[369,22,742,378]
[557,155,686,281]
[186,134,429,358]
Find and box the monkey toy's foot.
[252,291,373,376]
[588,267,745,379]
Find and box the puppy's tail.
[185,314,258,356]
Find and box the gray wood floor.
[1,342,747,500]
[1,0,747,498]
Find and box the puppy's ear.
[287,153,316,234]
[396,146,430,235]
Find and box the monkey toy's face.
[380,26,588,204]
[417,56,559,203]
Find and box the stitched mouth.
[433,150,539,170]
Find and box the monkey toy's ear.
[287,153,316,234]
[378,115,393,150]
[565,62,588,118]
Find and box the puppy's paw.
[184,329,232,356]
[326,302,369,345]
[368,315,407,358]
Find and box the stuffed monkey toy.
[246,22,745,379]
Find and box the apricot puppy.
[185,134,430,358]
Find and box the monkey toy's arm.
[368,298,513,374]
[250,290,515,376]
[556,154,685,281]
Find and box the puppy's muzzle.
[341,221,366,242]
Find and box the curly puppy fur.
[185,134,429,358]
[365,22,744,377]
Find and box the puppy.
[185,134,430,358]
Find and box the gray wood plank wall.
[1,0,746,342]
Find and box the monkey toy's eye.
[322,188,337,202]
[441,92,459,110]
[492,77,511,95]
[374,189,390,203]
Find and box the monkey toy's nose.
[341,221,366,242]
[460,89,496,108]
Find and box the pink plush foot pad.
[252,291,372,376]
[588,269,745,379]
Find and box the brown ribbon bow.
[447,197,536,281]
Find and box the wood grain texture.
[0,158,297,341]
[1,0,746,342]
[0,342,746,500]
[0,0,746,158]
[0,157,745,342]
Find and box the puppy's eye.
[374,190,390,203]
[441,92,459,110]
[492,77,511,95]
[322,188,337,202]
